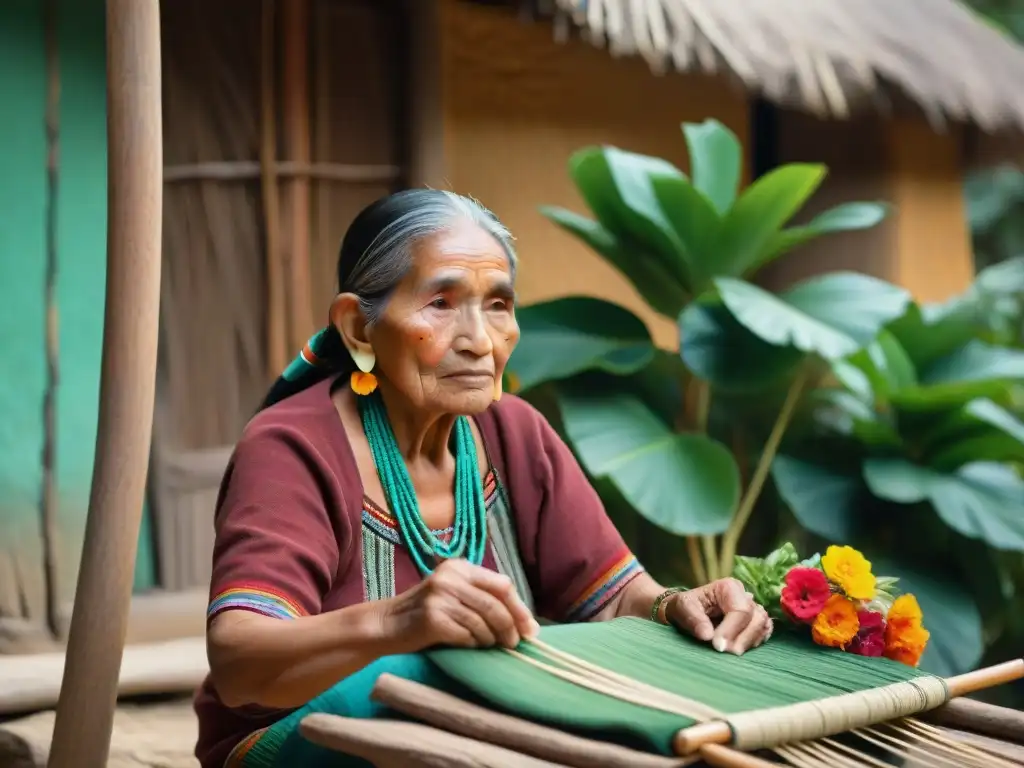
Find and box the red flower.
[780,567,831,623]
[849,610,886,657]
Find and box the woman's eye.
[489,299,510,311]
[430,297,450,309]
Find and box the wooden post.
[46,0,163,766]
[281,0,314,351]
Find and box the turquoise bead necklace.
[359,390,488,575]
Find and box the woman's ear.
[330,293,375,371]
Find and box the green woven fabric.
[426,617,934,755]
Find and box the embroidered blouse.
[193,376,644,768]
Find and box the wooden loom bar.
[163,160,401,183]
[281,0,315,352]
[370,673,695,768]
[46,0,163,765]
[260,0,287,380]
[671,657,1024,755]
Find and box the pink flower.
[849,610,886,657]
[780,567,831,623]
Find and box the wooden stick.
[164,160,401,183]
[700,745,782,768]
[259,0,287,380]
[371,673,695,768]
[299,713,571,768]
[927,698,1024,746]
[46,0,163,765]
[281,0,315,352]
[673,658,1024,755]
[946,658,1024,698]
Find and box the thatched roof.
[530,0,1024,139]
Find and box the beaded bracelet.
[650,587,687,624]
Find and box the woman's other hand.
[666,578,772,655]
[383,559,540,651]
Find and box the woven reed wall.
[153,0,404,591]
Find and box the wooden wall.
[763,111,973,303]
[428,0,751,348]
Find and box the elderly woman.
[195,189,772,767]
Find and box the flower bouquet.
[732,542,930,667]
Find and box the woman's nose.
[455,307,494,356]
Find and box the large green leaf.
[919,398,1024,468]
[540,206,688,318]
[812,389,903,449]
[863,459,1024,551]
[558,391,741,535]
[682,119,741,215]
[678,298,804,392]
[771,455,866,541]
[886,301,981,370]
[649,173,721,292]
[870,556,984,677]
[569,147,695,287]
[891,340,1024,411]
[715,273,912,362]
[715,164,826,277]
[752,202,889,275]
[508,298,655,392]
[845,331,918,399]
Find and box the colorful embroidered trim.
[564,550,645,623]
[360,469,498,547]
[207,584,307,621]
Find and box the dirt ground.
[0,699,198,768]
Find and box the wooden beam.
[281,0,315,351]
[260,0,286,379]
[406,0,446,188]
[162,160,401,183]
[46,0,163,765]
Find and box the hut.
[2,0,1024,661]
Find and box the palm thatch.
[519,0,1024,139]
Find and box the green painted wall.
[0,0,155,608]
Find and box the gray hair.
[339,190,517,325]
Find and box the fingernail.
[745,591,754,599]
[530,620,541,637]
[713,636,729,653]
[696,626,714,642]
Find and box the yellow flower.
[821,545,876,600]
[811,594,860,649]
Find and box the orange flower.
[884,623,930,668]
[350,371,378,396]
[886,594,923,630]
[821,545,876,601]
[811,594,860,649]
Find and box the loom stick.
[299,713,570,767]
[370,673,695,768]
[927,698,1024,745]
[672,657,1024,755]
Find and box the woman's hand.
[665,578,772,655]
[383,559,540,652]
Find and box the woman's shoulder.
[232,378,351,470]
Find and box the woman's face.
[366,220,519,415]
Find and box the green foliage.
[508,118,1024,681]
[509,118,899,582]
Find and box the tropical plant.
[771,272,1024,675]
[506,119,905,587]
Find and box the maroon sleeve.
[481,396,644,623]
[532,412,644,622]
[206,424,343,623]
